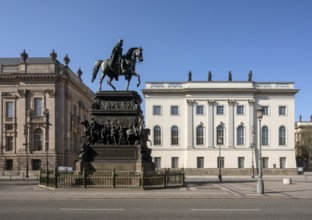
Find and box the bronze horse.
[92,47,143,91]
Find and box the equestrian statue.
[91,39,143,91]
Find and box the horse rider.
[109,39,126,75]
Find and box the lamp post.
[44,109,50,172]
[23,124,29,178]
[218,137,222,182]
[251,126,255,178]
[217,126,222,182]
[256,106,264,194]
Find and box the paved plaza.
[1,173,312,200]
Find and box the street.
[1,198,312,220]
[1,175,312,219]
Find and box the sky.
[0,0,311,121]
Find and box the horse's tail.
[91,60,103,82]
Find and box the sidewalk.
[0,174,312,200]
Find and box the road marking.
[192,209,261,212]
[60,208,125,211]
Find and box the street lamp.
[256,106,264,194]
[217,123,223,182]
[251,126,255,178]
[23,124,29,178]
[218,136,222,182]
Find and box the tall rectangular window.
[153,105,161,115]
[5,136,13,151]
[236,106,244,115]
[5,159,13,170]
[280,157,286,169]
[197,157,204,168]
[238,157,245,168]
[171,157,179,168]
[6,102,14,118]
[262,157,269,168]
[262,106,269,115]
[154,157,161,169]
[196,105,204,115]
[32,159,41,170]
[34,98,43,117]
[216,106,224,115]
[279,106,287,116]
[217,157,224,168]
[171,106,179,116]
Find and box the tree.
[296,127,312,170]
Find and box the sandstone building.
[0,51,94,175]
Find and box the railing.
[39,168,185,189]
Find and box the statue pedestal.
[76,90,154,173]
[76,145,154,172]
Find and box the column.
[187,100,195,148]
[207,100,215,148]
[228,100,235,148]
[248,99,255,146]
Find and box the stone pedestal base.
[76,145,154,172]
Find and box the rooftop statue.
[91,39,143,91]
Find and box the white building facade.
[143,80,298,175]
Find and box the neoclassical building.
[0,51,94,175]
[143,79,299,175]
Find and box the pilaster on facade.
[228,99,235,148]
[207,99,215,148]
[187,99,195,149]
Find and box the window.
[171,157,179,168]
[216,125,224,145]
[196,105,204,115]
[154,157,161,169]
[280,157,286,169]
[279,106,286,116]
[6,102,14,118]
[34,129,43,151]
[217,157,224,168]
[262,157,269,168]
[34,98,43,117]
[153,105,161,115]
[153,126,161,145]
[5,159,13,170]
[5,124,14,131]
[237,125,244,145]
[238,157,245,168]
[196,125,204,145]
[279,126,286,145]
[262,126,269,145]
[171,106,179,116]
[216,105,224,115]
[5,136,13,151]
[262,106,269,115]
[197,157,204,168]
[171,126,179,145]
[32,159,41,170]
[237,106,244,115]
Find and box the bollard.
[10,174,12,181]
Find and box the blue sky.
[1,0,311,121]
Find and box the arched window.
[153,126,161,145]
[262,126,269,146]
[34,128,43,151]
[237,125,244,145]
[171,126,179,145]
[279,126,286,145]
[196,125,204,145]
[216,125,224,145]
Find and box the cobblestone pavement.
[1,174,312,200]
